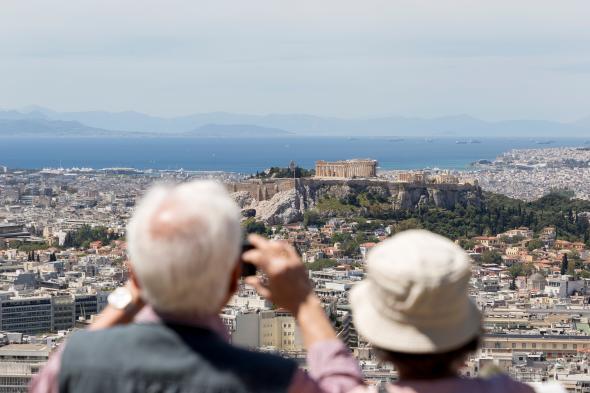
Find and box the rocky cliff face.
[391,184,482,210]
[251,189,303,225]
[297,179,482,211]
[232,178,482,225]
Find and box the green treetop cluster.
[251,166,314,179]
[63,225,119,249]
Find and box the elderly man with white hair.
[30,181,363,393]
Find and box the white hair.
[127,180,241,315]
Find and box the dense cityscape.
[0,147,589,391]
[470,147,590,201]
[4,0,590,391]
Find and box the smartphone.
[240,240,257,277]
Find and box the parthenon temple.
[315,159,377,178]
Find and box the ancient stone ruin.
[315,159,377,178]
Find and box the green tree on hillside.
[561,254,569,276]
[242,218,270,235]
[481,250,503,265]
[63,225,119,249]
[251,166,314,179]
[527,238,545,251]
[307,258,338,271]
[303,210,323,227]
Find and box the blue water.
[0,137,587,173]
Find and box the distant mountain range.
[0,106,589,137]
[188,124,293,137]
[0,118,111,136]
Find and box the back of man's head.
[127,180,241,315]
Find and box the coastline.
[0,136,587,173]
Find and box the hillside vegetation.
[308,191,590,243]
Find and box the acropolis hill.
[228,160,482,224]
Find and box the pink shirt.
[29,306,363,393]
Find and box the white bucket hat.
[350,229,482,354]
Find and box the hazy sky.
[1,0,589,121]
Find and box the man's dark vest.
[58,323,298,393]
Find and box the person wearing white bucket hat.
[349,230,536,393]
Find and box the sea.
[0,137,587,174]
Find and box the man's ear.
[227,262,241,295]
[219,262,242,311]
[219,262,241,310]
